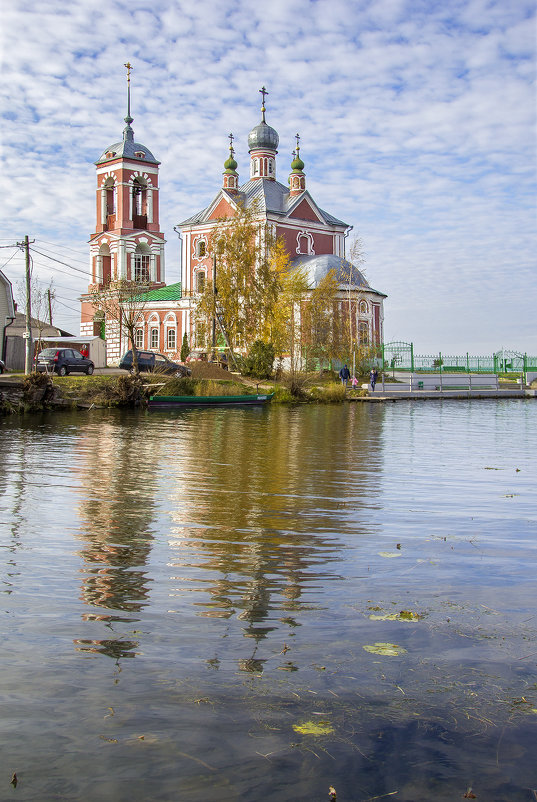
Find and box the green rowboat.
[149,393,274,409]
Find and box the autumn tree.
[301,269,341,372]
[90,279,152,376]
[270,260,309,374]
[194,203,282,358]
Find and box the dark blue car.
[36,348,95,376]
[119,350,191,376]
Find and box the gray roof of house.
[179,179,348,228]
[96,119,159,165]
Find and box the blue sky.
[1,0,535,354]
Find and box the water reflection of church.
[72,405,381,671]
[73,421,157,660]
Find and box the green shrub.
[242,341,275,379]
[180,333,190,362]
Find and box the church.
[80,81,386,365]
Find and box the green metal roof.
[138,282,182,301]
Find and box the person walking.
[339,364,351,388]
[369,368,378,392]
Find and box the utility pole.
[17,235,35,374]
[47,288,53,325]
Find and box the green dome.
[291,155,304,172]
[224,154,238,173]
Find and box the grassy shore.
[0,366,367,414]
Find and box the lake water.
[1,400,536,801]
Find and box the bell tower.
[88,63,166,291]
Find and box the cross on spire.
[259,86,268,122]
[124,61,134,123]
[295,132,301,156]
[228,132,235,156]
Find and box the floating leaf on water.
[292,720,334,736]
[369,610,421,622]
[328,786,337,800]
[399,610,419,620]
[531,709,537,714]
[378,551,402,558]
[10,774,17,788]
[363,642,407,656]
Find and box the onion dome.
[291,152,304,172]
[248,121,279,152]
[224,151,238,173]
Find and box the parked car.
[187,350,228,369]
[118,350,191,376]
[35,348,95,376]
[186,350,208,362]
[0,358,5,375]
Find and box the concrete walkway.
[348,386,535,401]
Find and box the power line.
[35,240,89,265]
[55,298,83,314]
[1,250,19,270]
[30,247,92,278]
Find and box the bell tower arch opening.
[99,242,112,285]
[132,177,148,229]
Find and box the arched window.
[359,300,368,315]
[132,178,147,227]
[196,240,206,258]
[134,243,151,282]
[196,271,206,294]
[166,328,176,350]
[134,328,144,349]
[150,327,159,350]
[297,233,313,255]
[359,321,369,345]
[104,178,115,216]
[99,242,111,285]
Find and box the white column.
[150,254,156,282]
[96,255,103,283]
[101,189,107,226]
[147,188,153,223]
[118,244,127,279]
[160,244,165,283]
[128,185,133,221]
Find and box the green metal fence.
[382,342,536,375]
